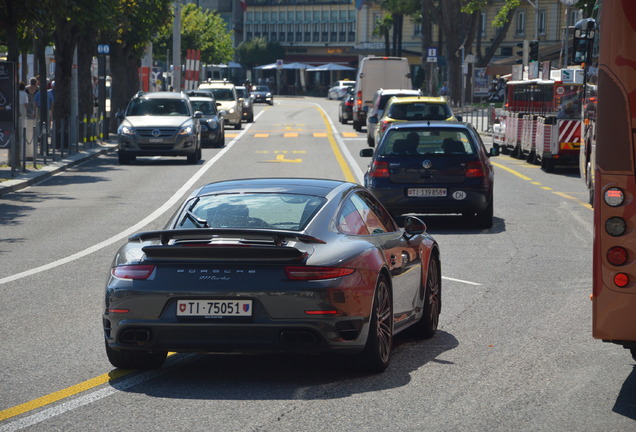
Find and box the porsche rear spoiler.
[131,229,325,262]
[129,228,326,245]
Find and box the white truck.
[352,56,412,132]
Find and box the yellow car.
[370,96,459,145]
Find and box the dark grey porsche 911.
[103,178,441,373]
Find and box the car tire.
[541,157,555,173]
[356,275,393,373]
[105,340,166,370]
[187,147,201,164]
[234,121,242,130]
[248,114,254,123]
[268,101,274,106]
[409,254,441,339]
[474,198,494,229]
[217,133,225,148]
[367,135,374,147]
[118,151,131,165]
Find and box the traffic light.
[529,40,539,62]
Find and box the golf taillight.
[112,265,155,280]
[466,161,486,177]
[369,160,390,178]
[285,266,355,280]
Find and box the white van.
[352,56,412,131]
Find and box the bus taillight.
[614,273,629,288]
[607,246,628,266]
[605,217,627,237]
[604,187,625,207]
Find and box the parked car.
[235,85,254,123]
[360,121,499,228]
[188,96,225,148]
[252,85,274,105]
[328,80,356,100]
[352,56,412,132]
[198,80,242,130]
[338,86,355,124]
[115,91,202,165]
[366,88,423,147]
[371,96,459,145]
[103,178,441,373]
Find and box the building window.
[413,19,422,37]
[480,12,486,38]
[538,9,546,35]
[516,10,526,36]
[373,12,382,37]
[568,9,581,27]
[501,46,512,56]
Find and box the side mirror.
[455,115,463,122]
[368,115,378,124]
[403,216,426,236]
[218,110,227,117]
[115,111,124,120]
[489,147,500,157]
[194,111,203,119]
[359,148,374,157]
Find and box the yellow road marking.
[316,108,356,183]
[491,161,532,181]
[284,132,299,138]
[313,132,327,138]
[0,370,131,421]
[254,133,269,138]
[342,132,359,138]
[491,161,592,210]
[265,154,302,163]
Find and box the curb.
[0,143,117,197]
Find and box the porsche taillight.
[285,266,355,280]
[369,160,390,178]
[112,265,155,280]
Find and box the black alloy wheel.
[357,275,393,373]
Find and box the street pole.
[172,1,182,91]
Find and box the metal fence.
[2,112,105,177]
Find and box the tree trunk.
[53,17,79,148]
[77,25,97,123]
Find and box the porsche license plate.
[177,300,252,317]
[407,188,447,197]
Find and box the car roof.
[199,81,235,89]
[376,89,420,95]
[197,178,355,198]
[188,96,215,101]
[387,96,447,104]
[136,91,187,100]
[385,120,471,132]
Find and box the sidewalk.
[0,140,117,197]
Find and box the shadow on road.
[111,330,459,400]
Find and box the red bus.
[577,0,636,361]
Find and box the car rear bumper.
[368,186,491,216]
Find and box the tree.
[373,15,393,57]
[236,37,285,72]
[102,0,172,129]
[153,4,234,65]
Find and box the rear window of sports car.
[178,193,326,231]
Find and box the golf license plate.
[407,188,447,197]
[177,300,252,317]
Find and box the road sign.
[426,48,438,63]
[97,44,110,55]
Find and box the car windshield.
[178,193,326,231]
[255,86,270,92]
[387,102,451,121]
[210,88,235,101]
[127,98,190,116]
[190,100,217,115]
[379,128,476,156]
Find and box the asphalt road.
[0,96,634,431]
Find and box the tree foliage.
[236,37,285,70]
[153,3,234,65]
